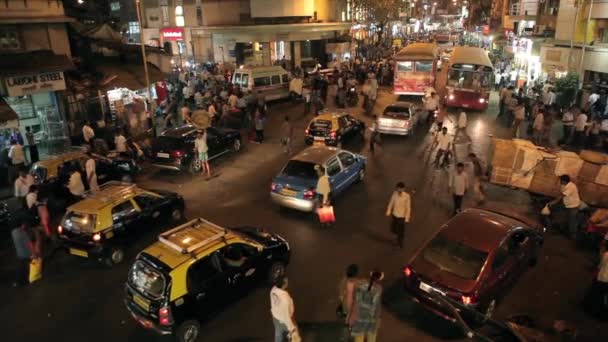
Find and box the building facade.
[137,0,351,68]
[0,0,74,155]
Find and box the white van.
[232,66,290,101]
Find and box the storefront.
[160,27,188,68]
[508,37,541,88]
[0,51,73,156]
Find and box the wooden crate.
[579,181,608,208]
[491,166,513,186]
[491,139,517,169]
[579,162,601,183]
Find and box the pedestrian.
[369,115,379,152]
[468,153,486,205]
[385,182,411,248]
[532,109,545,145]
[280,116,293,154]
[562,106,575,144]
[512,99,526,138]
[270,275,298,342]
[11,220,37,285]
[8,138,25,182]
[583,239,608,319]
[303,86,311,114]
[180,104,192,125]
[337,264,362,324]
[255,109,265,143]
[82,120,95,147]
[14,170,34,206]
[433,127,452,168]
[315,164,331,207]
[85,153,99,193]
[548,175,581,240]
[504,93,518,127]
[574,110,589,147]
[27,184,50,237]
[348,270,383,342]
[449,162,468,216]
[114,130,128,154]
[25,126,38,164]
[67,167,85,202]
[456,110,467,137]
[194,130,211,177]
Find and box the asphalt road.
[1,72,607,342]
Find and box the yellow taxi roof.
[67,182,141,214]
[34,150,87,177]
[142,218,242,270]
[312,111,347,122]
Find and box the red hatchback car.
[403,207,544,321]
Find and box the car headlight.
[479,98,485,103]
[448,94,455,100]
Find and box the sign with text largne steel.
[161,27,184,41]
[5,71,66,97]
[251,0,313,17]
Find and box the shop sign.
[512,38,532,55]
[4,71,66,97]
[161,28,184,41]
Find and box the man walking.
[512,99,526,138]
[433,127,452,168]
[369,116,379,153]
[468,153,486,205]
[82,121,95,147]
[449,163,468,216]
[548,175,581,240]
[270,275,297,342]
[25,126,38,164]
[8,138,25,182]
[11,220,38,286]
[385,182,411,248]
[280,116,293,154]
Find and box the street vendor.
[548,175,581,240]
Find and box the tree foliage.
[555,73,579,108]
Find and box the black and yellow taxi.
[58,181,185,266]
[124,218,290,342]
[304,111,365,147]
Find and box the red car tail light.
[303,189,316,200]
[305,129,309,135]
[461,295,476,305]
[330,131,337,139]
[403,266,412,277]
[159,306,173,326]
[271,182,277,191]
[57,225,63,234]
[170,150,185,158]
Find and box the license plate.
[132,294,150,311]
[280,189,297,196]
[419,281,445,296]
[392,121,405,127]
[69,248,88,258]
[314,136,325,141]
[156,152,170,158]
[462,104,470,108]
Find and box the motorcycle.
[346,87,358,107]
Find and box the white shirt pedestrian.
[450,171,469,196]
[82,124,95,143]
[575,113,588,132]
[436,132,452,151]
[270,286,296,332]
[561,181,581,209]
[386,191,412,222]
[457,111,467,129]
[8,143,25,165]
[14,174,33,198]
[115,134,127,153]
[68,171,85,197]
[85,158,99,192]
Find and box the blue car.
[270,146,366,212]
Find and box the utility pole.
[134,0,155,133]
[578,0,593,80]
[568,0,580,72]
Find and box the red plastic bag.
[317,205,335,223]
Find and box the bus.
[393,43,439,96]
[445,46,494,110]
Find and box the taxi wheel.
[105,248,125,266]
[176,320,200,342]
[268,262,286,285]
[171,207,184,222]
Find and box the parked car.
[58,181,184,266]
[403,206,544,321]
[125,218,290,342]
[376,102,422,136]
[151,125,241,174]
[231,65,290,102]
[270,146,366,212]
[304,112,365,147]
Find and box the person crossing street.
[385,182,411,248]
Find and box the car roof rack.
[158,218,228,254]
[84,181,137,202]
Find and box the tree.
[351,0,402,44]
[555,73,580,108]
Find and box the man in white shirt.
[67,169,85,199]
[228,93,238,109]
[85,156,99,192]
[433,127,452,168]
[14,170,33,199]
[82,121,95,146]
[8,139,25,169]
[449,163,469,215]
[114,132,128,153]
[423,91,440,123]
[315,165,331,206]
[561,106,575,144]
[385,182,412,248]
[549,175,581,240]
[574,110,588,146]
[25,184,39,210]
[457,111,467,137]
[270,275,297,342]
[512,100,526,138]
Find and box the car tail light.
[57,225,63,234]
[303,189,316,199]
[479,98,485,104]
[305,129,309,135]
[271,182,277,191]
[159,306,173,326]
[92,233,101,242]
[403,266,412,277]
[461,295,476,305]
[330,131,337,139]
[170,150,185,158]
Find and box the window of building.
[128,22,140,43]
[196,0,203,26]
[160,0,170,26]
[175,5,185,27]
[0,27,21,51]
[110,1,120,11]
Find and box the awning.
[0,98,19,129]
[0,50,74,77]
[96,61,167,92]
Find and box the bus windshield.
[447,69,493,90]
[397,60,433,73]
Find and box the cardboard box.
[579,162,601,183]
[579,181,608,207]
[529,160,560,197]
[491,166,513,186]
[491,139,517,169]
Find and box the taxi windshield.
[63,211,97,232]
[129,260,166,299]
[422,234,488,280]
[309,120,332,132]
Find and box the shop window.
[0,27,21,51]
[254,76,270,87]
[175,5,185,27]
[110,1,120,11]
